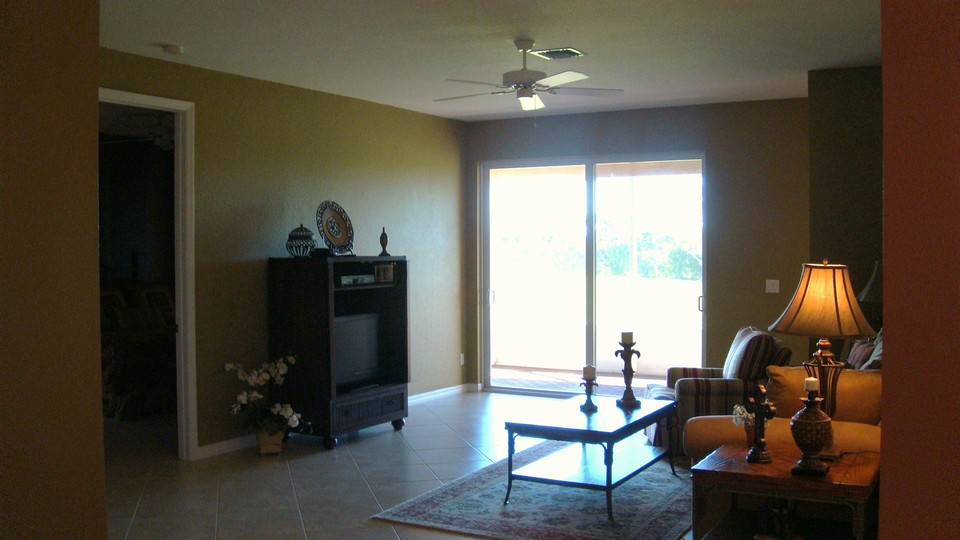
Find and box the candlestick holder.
[615,341,641,410]
[580,377,598,413]
[790,389,832,476]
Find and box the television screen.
[333,313,380,389]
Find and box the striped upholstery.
[645,327,792,452]
[722,327,786,381]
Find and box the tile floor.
[105,390,692,539]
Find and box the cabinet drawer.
[333,388,407,432]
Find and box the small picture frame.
[375,263,395,283]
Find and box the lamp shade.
[769,260,876,338]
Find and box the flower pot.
[257,430,284,455]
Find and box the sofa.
[683,364,882,464]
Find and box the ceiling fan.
[435,39,624,111]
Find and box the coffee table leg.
[604,443,614,519]
[667,410,676,475]
[504,431,516,505]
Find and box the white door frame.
[98,88,198,460]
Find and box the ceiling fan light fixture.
[517,88,544,111]
[529,47,585,60]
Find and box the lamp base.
[792,454,830,476]
[789,395,832,477]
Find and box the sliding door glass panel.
[488,165,586,391]
[594,160,703,377]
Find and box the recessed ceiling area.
[99,1,881,122]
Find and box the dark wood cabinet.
[267,255,408,449]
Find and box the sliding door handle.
[698,296,703,312]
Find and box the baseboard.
[192,433,255,460]
[409,383,478,404]
[191,384,478,460]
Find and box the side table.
[691,443,879,539]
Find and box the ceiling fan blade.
[548,87,624,97]
[446,79,504,88]
[434,91,511,102]
[519,93,545,111]
[536,70,588,87]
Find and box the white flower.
[285,355,296,365]
[277,363,288,375]
[258,372,270,385]
[231,403,241,414]
[280,404,295,418]
[287,413,301,428]
[248,391,263,401]
[237,391,249,405]
[224,363,236,371]
[271,403,282,415]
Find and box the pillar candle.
[621,331,633,344]
[583,366,596,380]
[804,377,819,392]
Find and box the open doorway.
[99,89,198,460]
[99,102,178,456]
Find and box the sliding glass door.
[484,158,703,392]
[594,161,703,378]
[486,165,586,391]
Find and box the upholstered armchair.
[645,326,792,452]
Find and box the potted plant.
[732,403,756,447]
[225,355,302,454]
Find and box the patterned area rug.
[373,441,691,539]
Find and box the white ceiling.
[99,0,880,122]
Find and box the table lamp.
[768,260,876,417]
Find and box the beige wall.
[0,0,106,536]
[464,100,812,373]
[100,50,466,445]
[881,1,960,536]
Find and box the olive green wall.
[1,0,106,536]
[808,66,882,294]
[464,100,812,372]
[100,49,466,446]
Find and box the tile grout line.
[285,455,309,539]
[346,434,407,539]
[122,477,148,540]
[213,466,221,539]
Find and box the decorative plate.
[316,200,354,255]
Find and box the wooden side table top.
[692,443,880,501]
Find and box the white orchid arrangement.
[732,403,755,427]
[225,356,302,435]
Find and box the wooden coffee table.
[691,443,880,539]
[503,396,675,519]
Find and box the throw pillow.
[861,339,883,370]
[765,365,882,424]
[722,327,778,382]
[847,341,876,369]
[765,365,807,418]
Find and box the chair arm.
[674,377,745,428]
[665,367,723,388]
